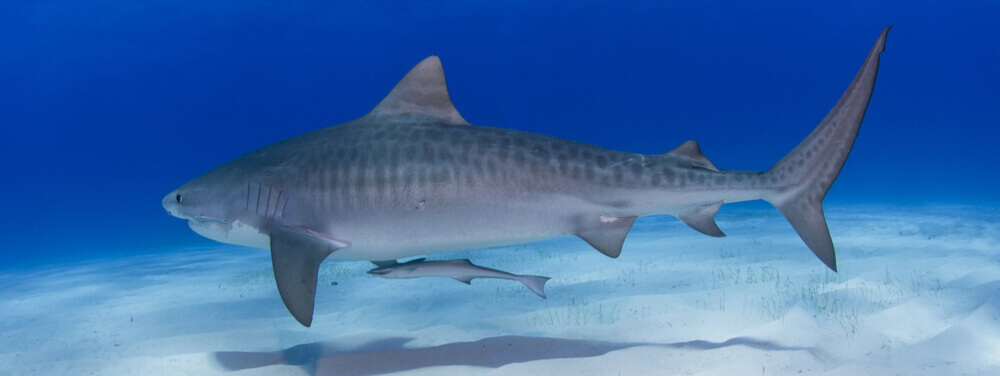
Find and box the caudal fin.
[519,275,551,299]
[762,26,891,272]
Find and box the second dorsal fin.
[365,56,470,125]
[665,140,719,172]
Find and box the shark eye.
[175,194,182,203]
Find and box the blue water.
[0,1,996,266]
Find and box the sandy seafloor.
[1,204,998,375]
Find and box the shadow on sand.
[214,334,823,375]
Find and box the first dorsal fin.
[371,260,398,267]
[398,257,427,265]
[665,140,719,172]
[366,56,470,125]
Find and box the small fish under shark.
[163,27,891,326]
[367,258,551,298]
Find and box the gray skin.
[367,258,551,298]
[163,26,891,327]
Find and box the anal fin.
[270,226,350,327]
[677,201,726,237]
[576,215,638,258]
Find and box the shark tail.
[519,275,551,299]
[760,26,891,272]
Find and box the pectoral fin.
[269,226,350,327]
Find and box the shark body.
[163,27,891,326]
[367,258,551,298]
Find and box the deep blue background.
[1,1,996,266]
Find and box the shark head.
[163,164,273,249]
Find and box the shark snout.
[162,190,184,219]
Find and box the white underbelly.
[190,219,270,250]
[325,201,581,261]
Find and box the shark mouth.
[193,216,228,224]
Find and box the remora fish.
[163,27,891,326]
[367,258,551,298]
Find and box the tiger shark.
[163,26,891,327]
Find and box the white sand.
[0,204,997,375]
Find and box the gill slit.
[265,187,272,217]
[272,190,282,219]
[255,184,262,214]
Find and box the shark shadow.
[213,334,824,375]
